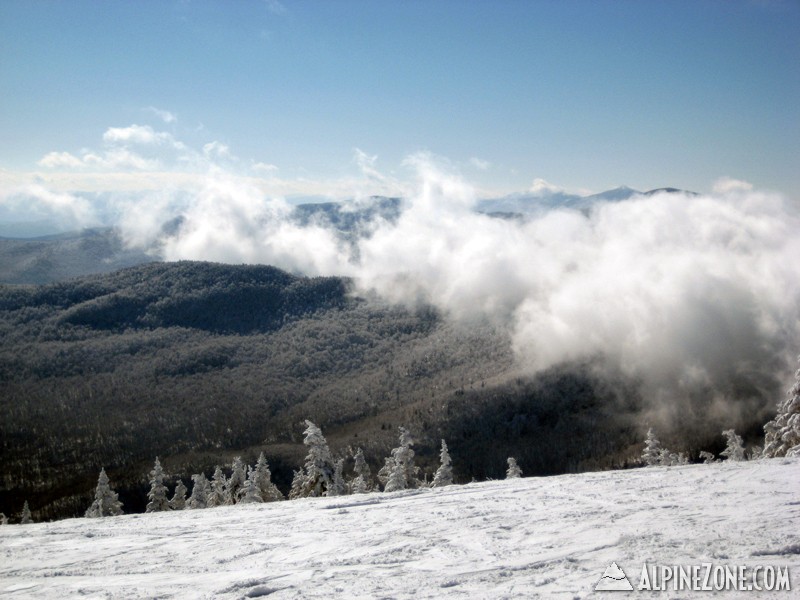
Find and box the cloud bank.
[6,126,800,433]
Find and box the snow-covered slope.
[1,459,798,599]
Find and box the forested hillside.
[0,261,744,521]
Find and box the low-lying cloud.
[6,135,800,435]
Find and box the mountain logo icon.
[595,561,634,591]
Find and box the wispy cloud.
[252,161,279,175]
[470,157,491,171]
[264,0,287,16]
[713,176,754,194]
[145,106,177,124]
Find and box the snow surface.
[1,458,798,599]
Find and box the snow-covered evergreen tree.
[288,469,305,500]
[432,439,453,488]
[170,480,187,510]
[146,457,170,513]
[506,457,522,479]
[351,447,371,493]
[207,466,227,508]
[225,456,247,504]
[238,467,264,504]
[20,501,32,524]
[187,473,210,509]
[85,468,123,517]
[296,420,335,498]
[641,428,662,466]
[763,355,800,458]
[376,457,394,490]
[327,458,348,497]
[253,452,283,502]
[382,426,419,492]
[699,451,716,464]
[720,429,746,462]
[383,459,407,493]
[0,513,7,525]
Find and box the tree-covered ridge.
[0,261,516,520]
[1,261,774,523]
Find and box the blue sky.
[1,0,798,198]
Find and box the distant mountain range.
[475,186,697,216]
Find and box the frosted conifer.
[383,459,407,493]
[170,480,188,510]
[253,452,283,502]
[187,473,210,509]
[85,468,123,517]
[720,429,746,462]
[20,501,32,524]
[328,458,348,497]
[238,467,264,504]
[506,457,522,479]
[225,456,247,504]
[351,448,371,493]
[207,466,227,508]
[699,451,716,464]
[146,457,170,512]
[641,428,664,466]
[376,457,394,489]
[763,355,800,458]
[297,420,335,498]
[432,439,453,488]
[288,469,305,500]
[0,513,7,525]
[383,427,419,491]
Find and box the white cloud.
[82,148,161,171]
[470,157,491,171]
[252,162,279,175]
[37,152,85,169]
[102,124,175,146]
[145,107,177,124]
[0,184,98,228]
[529,177,562,195]
[713,176,754,194]
[203,141,232,159]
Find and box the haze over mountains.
[1,185,691,286]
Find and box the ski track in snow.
[1,459,798,599]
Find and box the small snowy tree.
[506,457,522,479]
[382,426,420,492]
[351,447,371,494]
[296,420,336,498]
[641,428,662,466]
[699,451,716,464]
[376,457,394,489]
[763,355,800,458]
[146,457,170,512]
[85,468,123,517]
[432,439,453,488]
[720,429,746,462]
[20,501,32,524]
[238,467,264,504]
[207,466,227,508]
[327,458,349,497]
[187,473,210,509]
[288,469,305,500]
[383,459,407,493]
[225,457,247,504]
[253,452,283,502]
[0,513,7,525]
[170,480,188,510]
